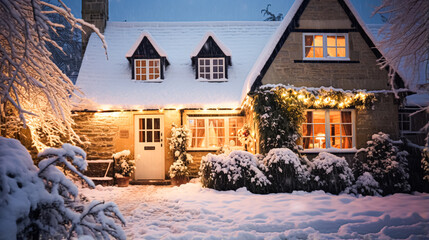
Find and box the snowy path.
[81,183,429,239]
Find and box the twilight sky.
[63,0,383,24]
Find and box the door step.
[130,179,171,185]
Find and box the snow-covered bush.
[261,148,310,193]
[353,132,410,195]
[113,150,135,177]
[0,137,125,239]
[310,152,354,194]
[345,172,382,196]
[199,151,270,193]
[169,124,193,178]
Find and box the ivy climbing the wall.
[247,84,376,154]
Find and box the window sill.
[301,147,357,154]
[197,78,228,82]
[132,80,163,83]
[295,59,359,63]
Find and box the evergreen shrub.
[310,152,354,194]
[353,132,410,195]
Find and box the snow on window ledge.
[197,78,228,82]
[301,147,357,154]
[132,79,163,83]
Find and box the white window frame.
[187,116,244,150]
[134,59,162,82]
[197,58,226,81]
[303,33,349,61]
[302,109,356,152]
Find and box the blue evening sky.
[63,0,383,24]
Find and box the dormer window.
[303,33,349,60]
[135,59,160,80]
[191,32,231,82]
[198,58,224,80]
[126,31,169,82]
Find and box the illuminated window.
[303,33,348,60]
[302,110,354,150]
[198,58,225,80]
[188,117,244,149]
[135,59,160,81]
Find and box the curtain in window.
[341,112,352,148]
[303,112,313,148]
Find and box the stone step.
[130,179,171,185]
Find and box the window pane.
[213,73,218,79]
[331,137,341,148]
[327,36,336,46]
[154,131,160,142]
[142,75,146,80]
[314,35,323,46]
[136,75,141,80]
[200,59,204,65]
[136,60,141,67]
[341,112,352,123]
[327,47,336,57]
[146,119,152,130]
[139,131,145,142]
[205,59,210,65]
[147,131,152,142]
[213,66,218,72]
[314,47,323,58]
[337,36,346,47]
[330,111,341,123]
[213,59,218,65]
[219,66,224,72]
[200,67,204,72]
[205,67,210,72]
[342,137,352,148]
[330,124,341,136]
[205,74,210,79]
[149,61,154,66]
[305,35,313,46]
[154,118,160,129]
[342,124,352,136]
[219,74,224,78]
[142,60,146,66]
[337,48,346,57]
[136,68,141,74]
[313,111,325,123]
[305,47,314,58]
[197,119,205,127]
[219,59,223,64]
[140,119,145,130]
[142,68,146,74]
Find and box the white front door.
[134,115,165,179]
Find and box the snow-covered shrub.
[168,124,193,178]
[199,151,270,193]
[0,137,125,239]
[353,132,410,195]
[310,152,354,194]
[261,148,310,193]
[345,172,382,196]
[113,150,135,177]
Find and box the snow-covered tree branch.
[374,0,428,91]
[0,0,107,151]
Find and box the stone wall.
[82,0,109,53]
[261,31,389,91]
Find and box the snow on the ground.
[80,182,429,239]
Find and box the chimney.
[81,0,109,55]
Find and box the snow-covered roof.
[125,31,168,59]
[75,21,279,110]
[405,93,429,107]
[190,31,231,57]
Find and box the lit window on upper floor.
[303,33,349,60]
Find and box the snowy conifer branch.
[0,0,106,151]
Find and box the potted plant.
[168,124,193,186]
[113,150,135,187]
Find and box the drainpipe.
[180,109,184,126]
